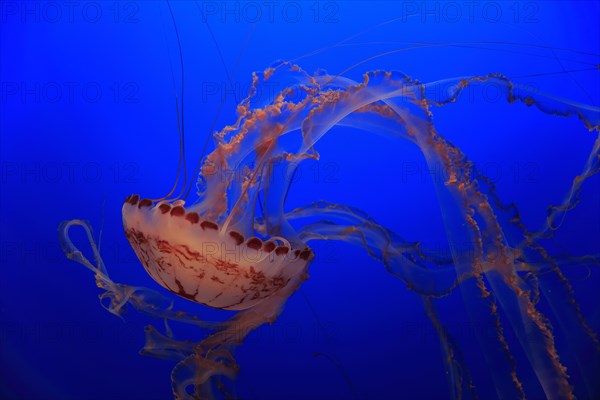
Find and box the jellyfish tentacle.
[288,68,597,397]
[168,269,309,400]
[59,219,312,400]
[408,76,600,397]
[284,201,460,297]
[422,296,477,400]
[286,200,524,396]
[59,220,216,327]
[377,100,562,398]
[468,142,600,398]
[222,63,596,396]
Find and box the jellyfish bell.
[122,193,313,311]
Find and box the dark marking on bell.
[201,221,218,230]
[138,198,153,208]
[229,231,244,245]
[170,205,185,217]
[275,246,289,255]
[263,241,275,253]
[185,212,200,224]
[247,237,262,250]
[158,204,172,214]
[299,249,312,260]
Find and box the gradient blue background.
[1,1,599,399]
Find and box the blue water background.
[1,1,599,399]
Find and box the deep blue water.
[1,1,599,399]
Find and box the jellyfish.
[58,12,600,398]
[59,57,600,399]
